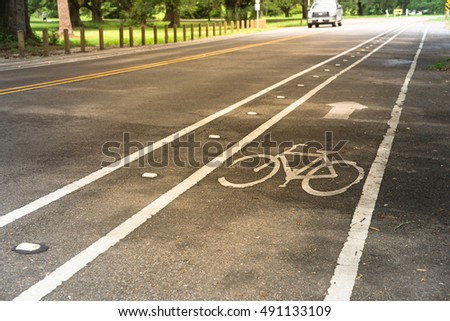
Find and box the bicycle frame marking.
[266,144,338,187]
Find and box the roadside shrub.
[0,33,17,50]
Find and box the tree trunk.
[281,7,291,18]
[224,0,236,21]
[69,0,83,27]
[0,0,33,39]
[57,0,73,35]
[357,1,363,16]
[301,0,308,19]
[163,4,180,28]
[90,0,103,23]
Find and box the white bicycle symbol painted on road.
[218,144,364,196]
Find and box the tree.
[338,0,360,15]
[184,0,223,20]
[130,0,157,24]
[273,0,299,17]
[117,0,133,12]
[57,0,74,35]
[163,0,181,27]
[69,0,83,27]
[85,0,103,22]
[300,0,308,19]
[225,0,251,21]
[408,0,444,13]
[0,0,33,39]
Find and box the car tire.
[308,24,312,28]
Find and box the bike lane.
[11,24,430,301]
[350,22,450,301]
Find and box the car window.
[312,3,335,10]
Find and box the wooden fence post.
[63,29,70,54]
[153,26,158,44]
[79,27,85,52]
[173,24,177,43]
[164,25,168,43]
[99,28,104,50]
[119,27,124,48]
[17,30,25,57]
[141,25,146,46]
[183,25,186,42]
[129,27,134,47]
[42,29,49,56]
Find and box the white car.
[307,1,343,28]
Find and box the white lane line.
[325,24,430,301]
[0,26,401,229]
[13,26,410,301]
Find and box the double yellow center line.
[0,33,315,96]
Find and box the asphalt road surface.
[0,17,449,302]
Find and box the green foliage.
[102,1,123,19]
[337,0,446,16]
[429,58,450,71]
[224,0,252,21]
[28,0,58,18]
[48,29,60,45]
[129,0,158,24]
[0,33,17,50]
[338,0,359,15]
[182,0,223,19]
[271,0,300,17]
[407,0,445,13]
[262,1,284,17]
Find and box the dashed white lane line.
[0,26,401,229]
[13,25,411,301]
[325,24,430,301]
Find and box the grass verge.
[429,58,450,71]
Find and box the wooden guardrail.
[15,19,267,57]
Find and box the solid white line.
[0,26,401,229]
[324,24,430,301]
[14,26,410,301]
